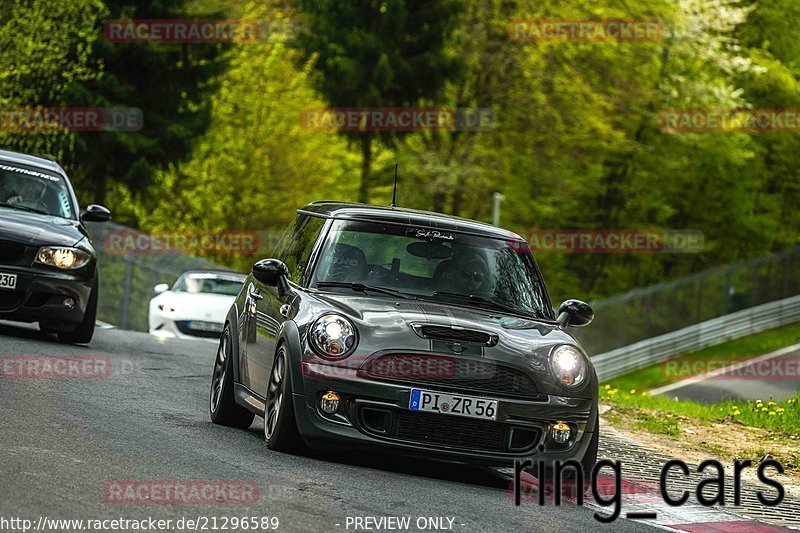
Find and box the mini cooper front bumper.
[292,351,598,466]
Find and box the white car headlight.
[309,314,357,357]
[35,246,91,270]
[549,345,587,388]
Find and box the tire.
[581,414,599,474]
[210,326,255,428]
[264,344,305,452]
[57,275,98,344]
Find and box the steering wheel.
[17,198,50,214]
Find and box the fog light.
[63,298,75,310]
[320,391,340,414]
[551,421,571,444]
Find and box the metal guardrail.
[573,245,800,356]
[590,293,800,382]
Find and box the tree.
[291,0,463,202]
[61,0,228,210]
[0,0,106,161]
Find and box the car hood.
[301,291,595,398]
[151,291,236,321]
[0,209,86,247]
[307,292,579,353]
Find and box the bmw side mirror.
[153,283,169,294]
[253,258,292,298]
[556,299,594,328]
[81,204,112,223]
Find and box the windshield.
[0,162,75,218]
[173,273,245,296]
[312,220,553,319]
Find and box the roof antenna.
[390,163,399,208]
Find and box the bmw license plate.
[409,389,498,421]
[0,273,17,290]
[187,321,223,332]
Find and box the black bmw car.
[0,149,110,343]
[210,202,597,470]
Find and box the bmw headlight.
[35,246,91,270]
[309,314,357,357]
[549,345,587,388]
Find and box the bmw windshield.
[311,219,554,319]
[0,162,75,219]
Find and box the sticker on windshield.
[0,164,61,182]
[409,229,455,241]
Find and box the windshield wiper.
[317,281,415,300]
[431,291,532,317]
[0,202,49,215]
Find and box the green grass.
[606,321,800,392]
[601,387,800,435]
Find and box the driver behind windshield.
[0,166,72,218]
[0,175,44,206]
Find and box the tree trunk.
[358,135,372,203]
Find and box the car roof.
[300,201,524,241]
[0,149,67,176]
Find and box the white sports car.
[148,270,246,341]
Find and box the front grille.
[175,321,223,339]
[0,290,26,311]
[417,325,496,346]
[0,240,25,264]
[390,409,514,452]
[359,354,540,399]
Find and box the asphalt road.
[0,322,759,533]
[651,345,800,403]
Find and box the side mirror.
[153,283,170,294]
[556,299,594,328]
[253,258,292,298]
[81,204,112,223]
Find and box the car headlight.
[309,314,357,358]
[35,246,91,270]
[549,345,587,388]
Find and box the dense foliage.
[2,0,800,302]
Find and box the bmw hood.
[0,209,86,247]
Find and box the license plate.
[187,320,223,332]
[409,389,498,421]
[0,273,17,290]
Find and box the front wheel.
[210,326,255,428]
[264,344,305,452]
